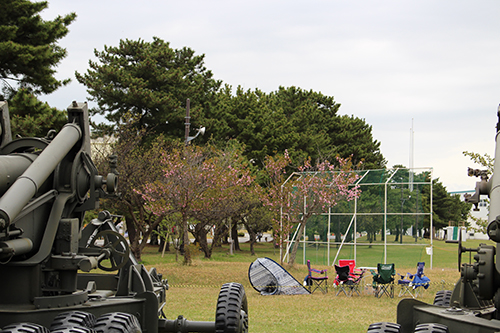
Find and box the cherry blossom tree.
[187,143,255,258]
[260,151,361,265]
[92,115,168,261]
[138,141,254,263]
[257,151,294,263]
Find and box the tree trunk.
[243,223,257,256]
[125,215,141,261]
[158,235,164,252]
[249,232,257,256]
[182,213,191,265]
[165,234,171,251]
[194,223,211,258]
[231,222,241,252]
[213,224,227,247]
[150,225,159,245]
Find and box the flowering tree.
[258,151,294,263]
[260,151,361,265]
[93,116,168,261]
[187,142,254,258]
[138,141,254,263]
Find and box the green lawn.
[140,238,492,332]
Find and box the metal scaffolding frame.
[282,167,434,268]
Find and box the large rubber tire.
[94,313,141,333]
[433,290,452,307]
[50,311,96,331]
[0,323,49,333]
[367,322,401,333]
[51,327,95,333]
[414,323,449,333]
[215,282,249,333]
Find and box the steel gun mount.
[0,101,248,333]
[375,105,500,333]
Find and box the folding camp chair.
[398,272,415,298]
[338,259,356,274]
[305,260,328,294]
[334,264,355,296]
[338,259,366,296]
[411,262,430,297]
[397,262,430,298]
[371,263,395,298]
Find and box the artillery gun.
[0,101,248,333]
[368,106,500,333]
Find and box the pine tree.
[0,0,75,136]
[0,0,76,97]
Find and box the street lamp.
[186,126,206,144]
[184,98,206,145]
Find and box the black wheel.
[433,290,452,307]
[50,311,96,331]
[0,323,49,333]
[51,327,95,333]
[94,313,141,333]
[215,282,249,333]
[367,322,401,333]
[414,323,449,333]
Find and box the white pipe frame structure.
[282,167,434,268]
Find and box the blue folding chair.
[412,262,430,297]
[398,262,430,298]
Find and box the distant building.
[468,197,489,240]
[90,135,115,160]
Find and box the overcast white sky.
[40,0,500,192]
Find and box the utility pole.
[184,98,191,145]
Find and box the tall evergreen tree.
[201,85,386,169]
[0,0,76,97]
[330,115,385,169]
[76,37,221,138]
[9,89,67,137]
[421,177,472,230]
[77,38,385,170]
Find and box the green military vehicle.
[369,105,500,333]
[0,101,248,333]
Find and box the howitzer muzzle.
[0,123,82,228]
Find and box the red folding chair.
[338,259,366,296]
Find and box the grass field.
[139,237,493,332]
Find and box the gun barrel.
[0,123,82,227]
[0,154,35,195]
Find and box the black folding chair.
[334,265,355,296]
